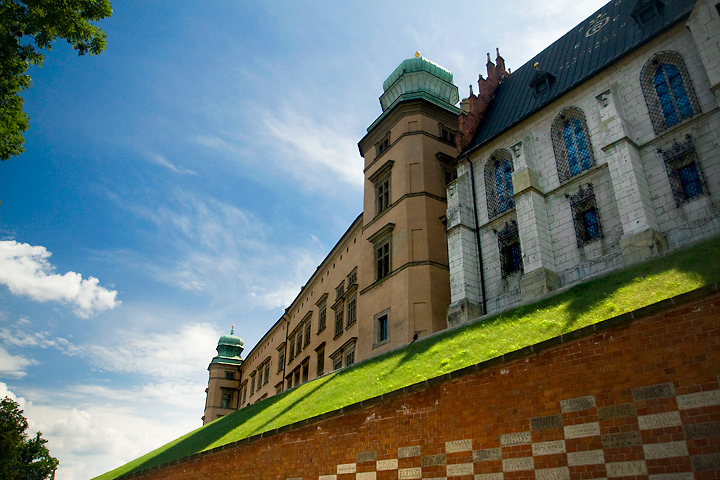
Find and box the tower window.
[374,310,390,346]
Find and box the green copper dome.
[379,55,459,113]
[211,326,244,365]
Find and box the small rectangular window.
[221,391,232,409]
[317,349,325,376]
[376,177,390,214]
[296,332,302,353]
[304,321,311,346]
[334,309,344,337]
[318,306,327,332]
[225,371,235,380]
[333,356,342,371]
[345,348,355,367]
[375,240,391,280]
[346,297,356,328]
[377,314,389,344]
[288,336,295,361]
[302,363,309,383]
[278,350,285,372]
[263,363,270,385]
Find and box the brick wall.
[125,286,720,480]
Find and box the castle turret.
[202,326,243,424]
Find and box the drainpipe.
[468,157,488,315]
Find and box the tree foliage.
[0,397,59,480]
[0,0,112,161]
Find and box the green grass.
[94,235,720,480]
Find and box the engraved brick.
[606,460,647,477]
[638,411,681,430]
[475,474,503,480]
[502,457,533,471]
[643,441,688,459]
[357,451,376,463]
[567,449,604,466]
[376,459,398,471]
[684,421,720,440]
[286,477,302,480]
[398,467,422,479]
[500,431,531,446]
[447,463,474,476]
[632,382,675,401]
[561,396,596,413]
[336,463,356,474]
[446,439,472,453]
[602,431,642,448]
[319,476,337,480]
[473,448,501,462]
[532,440,566,456]
[648,474,694,480]
[535,467,570,480]
[692,453,720,471]
[399,446,421,458]
[676,389,720,410]
[563,422,600,439]
[422,454,446,467]
[531,415,563,430]
[597,403,636,421]
[356,473,376,480]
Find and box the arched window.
[641,51,700,134]
[484,150,515,219]
[551,107,595,183]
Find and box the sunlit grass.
[94,235,720,480]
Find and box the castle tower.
[356,54,460,358]
[202,327,243,424]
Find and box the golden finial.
[415,51,421,57]
[230,324,235,335]
[534,62,540,70]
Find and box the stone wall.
[123,284,720,480]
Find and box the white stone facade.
[447,0,720,321]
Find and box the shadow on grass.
[99,235,720,480]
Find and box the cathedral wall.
[449,15,720,318]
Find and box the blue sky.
[0,1,608,478]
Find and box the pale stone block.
[376,459,398,471]
[446,463,474,476]
[563,422,600,439]
[638,411,681,430]
[643,441,689,459]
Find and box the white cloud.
[0,346,35,378]
[86,322,220,378]
[262,107,364,189]
[0,241,120,318]
[147,153,197,176]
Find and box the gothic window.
[497,221,522,278]
[567,184,603,247]
[641,51,700,134]
[658,135,708,206]
[484,150,515,218]
[551,107,595,182]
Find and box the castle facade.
[204,0,720,424]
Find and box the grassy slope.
[95,235,720,480]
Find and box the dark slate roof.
[464,0,697,154]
